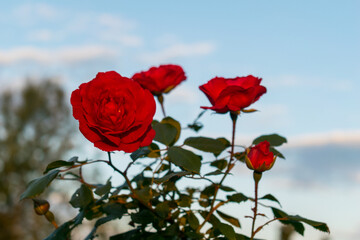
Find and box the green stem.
[250,172,261,240]
[197,112,238,232]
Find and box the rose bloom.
[199,75,266,113]
[71,71,156,152]
[132,64,186,96]
[245,141,276,173]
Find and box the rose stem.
[250,172,261,240]
[106,152,175,223]
[197,112,238,232]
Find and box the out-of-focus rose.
[245,141,276,173]
[199,75,266,114]
[71,71,156,152]
[132,64,186,96]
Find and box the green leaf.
[131,209,155,225]
[70,184,94,209]
[20,170,60,200]
[253,134,287,147]
[130,143,161,160]
[208,213,236,240]
[260,194,282,207]
[217,210,241,228]
[187,122,203,132]
[110,229,143,240]
[43,160,74,174]
[210,159,228,170]
[155,202,170,218]
[154,171,192,184]
[205,170,225,176]
[271,208,305,235]
[44,221,72,240]
[216,137,231,147]
[220,185,235,192]
[184,136,227,156]
[218,222,236,240]
[227,193,248,203]
[286,215,330,233]
[161,117,181,145]
[270,147,285,159]
[95,179,112,196]
[178,194,192,207]
[201,185,216,197]
[187,211,200,230]
[130,147,151,161]
[235,233,263,240]
[135,186,152,202]
[153,121,178,146]
[167,147,202,174]
[271,207,330,234]
[85,214,121,240]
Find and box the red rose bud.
[132,64,186,96]
[33,199,50,215]
[199,75,266,114]
[245,141,276,173]
[71,71,156,152]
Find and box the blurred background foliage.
[0,80,74,239]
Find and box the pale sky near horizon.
[1,1,359,239]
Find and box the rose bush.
[246,140,276,173]
[70,71,156,152]
[199,75,266,113]
[22,64,329,240]
[132,64,186,96]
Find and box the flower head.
[132,64,186,96]
[71,71,156,152]
[246,141,276,173]
[199,75,266,114]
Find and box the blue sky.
[1,1,359,239]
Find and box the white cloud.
[13,3,59,23]
[0,45,116,65]
[267,74,354,91]
[139,42,216,64]
[99,34,143,47]
[167,85,199,104]
[27,29,55,42]
[287,130,360,148]
[97,13,136,31]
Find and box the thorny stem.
[197,112,238,232]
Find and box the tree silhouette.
[0,79,74,239]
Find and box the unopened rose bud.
[245,141,277,173]
[33,199,50,215]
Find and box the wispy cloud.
[139,42,216,64]
[13,3,59,24]
[0,46,116,65]
[287,130,360,147]
[167,85,200,104]
[267,74,354,91]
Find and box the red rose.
[245,141,276,172]
[132,64,186,96]
[199,75,266,113]
[71,71,156,153]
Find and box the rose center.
[100,98,123,125]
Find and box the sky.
[1,1,359,239]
